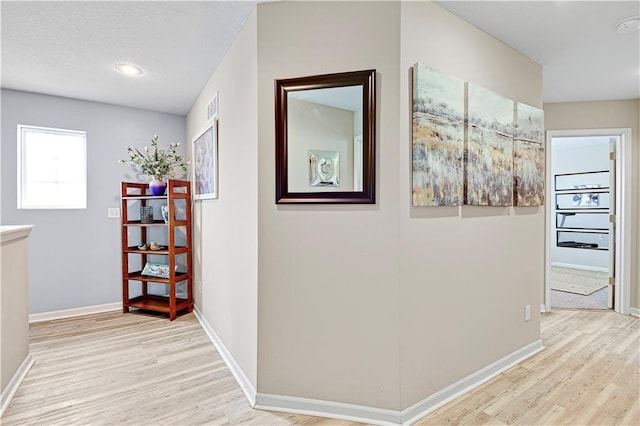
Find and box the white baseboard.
[255,340,545,426]
[629,307,640,318]
[551,262,608,273]
[193,307,257,406]
[29,302,121,323]
[540,304,547,313]
[401,339,544,425]
[0,354,34,416]
[255,393,400,426]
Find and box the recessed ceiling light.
[115,63,143,76]
[615,16,640,34]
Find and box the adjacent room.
[1,1,638,425]
[550,135,615,310]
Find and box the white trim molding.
[255,340,544,426]
[255,394,399,426]
[629,307,640,318]
[545,128,632,315]
[0,354,34,416]
[193,307,257,406]
[401,339,544,425]
[29,302,120,323]
[0,225,34,244]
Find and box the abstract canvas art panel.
[513,102,545,206]
[465,83,514,206]
[412,63,465,206]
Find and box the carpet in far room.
[550,266,609,310]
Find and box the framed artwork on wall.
[410,64,545,208]
[411,63,465,206]
[513,102,545,206]
[192,119,218,200]
[465,83,514,206]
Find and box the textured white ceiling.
[1,1,257,115]
[435,0,640,103]
[1,1,638,116]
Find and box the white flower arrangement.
[120,134,189,180]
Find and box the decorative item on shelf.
[149,178,167,196]
[160,203,179,223]
[141,262,171,278]
[119,134,189,196]
[149,241,162,251]
[161,204,170,223]
[137,243,149,250]
[140,206,154,223]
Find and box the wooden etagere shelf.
[120,179,193,320]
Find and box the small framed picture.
[308,150,340,187]
[192,119,218,200]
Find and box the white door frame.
[545,128,632,314]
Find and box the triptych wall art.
[412,63,545,207]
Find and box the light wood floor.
[2,309,638,425]
[415,310,639,426]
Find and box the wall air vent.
[207,92,219,120]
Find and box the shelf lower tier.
[123,220,188,227]
[124,246,189,255]
[125,295,192,319]
[125,271,190,283]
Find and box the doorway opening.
[545,129,631,314]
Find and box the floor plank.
[2,309,638,425]
[2,311,359,426]
[415,310,639,426]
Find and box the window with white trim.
[18,125,87,209]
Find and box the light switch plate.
[107,208,120,219]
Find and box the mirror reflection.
[287,86,363,193]
[275,69,376,204]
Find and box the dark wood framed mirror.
[275,69,376,204]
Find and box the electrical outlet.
[107,207,120,218]
[197,280,202,293]
[524,304,531,322]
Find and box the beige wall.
[185,10,258,387]
[1,228,31,393]
[257,1,402,409]
[544,99,640,309]
[399,1,543,407]
[255,0,543,411]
